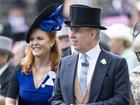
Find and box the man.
[11,41,26,67]
[0,36,14,105]
[2,0,29,43]
[50,5,130,105]
[56,24,71,49]
[62,31,110,58]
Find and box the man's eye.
[70,27,74,31]
[76,29,80,32]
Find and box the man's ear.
[90,29,96,39]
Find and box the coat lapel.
[88,50,111,103]
[64,54,79,103]
[62,47,71,57]
[0,64,12,81]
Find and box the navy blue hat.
[26,3,64,43]
[68,5,107,30]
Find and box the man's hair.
[95,29,100,40]
[88,28,100,40]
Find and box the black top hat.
[68,5,107,30]
[26,3,63,43]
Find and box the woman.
[105,23,139,70]
[130,34,140,105]
[5,3,63,105]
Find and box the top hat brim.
[0,48,14,58]
[70,24,107,30]
[64,20,107,30]
[26,3,61,43]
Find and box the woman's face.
[109,38,124,55]
[29,29,53,58]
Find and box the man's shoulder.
[62,47,71,52]
[62,53,78,61]
[61,49,124,63]
[62,47,71,57]
[103,50,128,69]
[101,49,122,60]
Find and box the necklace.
[32,64,51,88]
[32,66,51,81]
[37,76,43,80]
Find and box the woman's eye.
[30,37,34,41]
[37,37,43,40]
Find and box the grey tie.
[80,54,89,95]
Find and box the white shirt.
[0,62,9,76]
[71,45,78,54]
[77,44,101,87]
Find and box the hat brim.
[26,3,61,43]
[0,49,14,58]
[70,24,107,30]
[64,20,107,30]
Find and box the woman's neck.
[34,54,51,71]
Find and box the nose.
[32,38,38,45]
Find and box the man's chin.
[73,46,78,50]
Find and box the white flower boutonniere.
[100,58,107,65]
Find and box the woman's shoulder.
[14,64,23,73]
[14,64,29,77]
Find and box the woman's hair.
[48,32,61,71]
[21,31,61,73]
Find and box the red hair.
[21,31,61,73]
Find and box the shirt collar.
[71,45,78,54]
[79,44,101,59]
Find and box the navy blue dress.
[7,66,56,105]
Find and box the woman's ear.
[50,40,55,47]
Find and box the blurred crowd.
[0,0,140,105]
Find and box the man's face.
[69,27,97,53]
[59,36,70,49]
[0,52,9,68]
[9,8,25,17]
